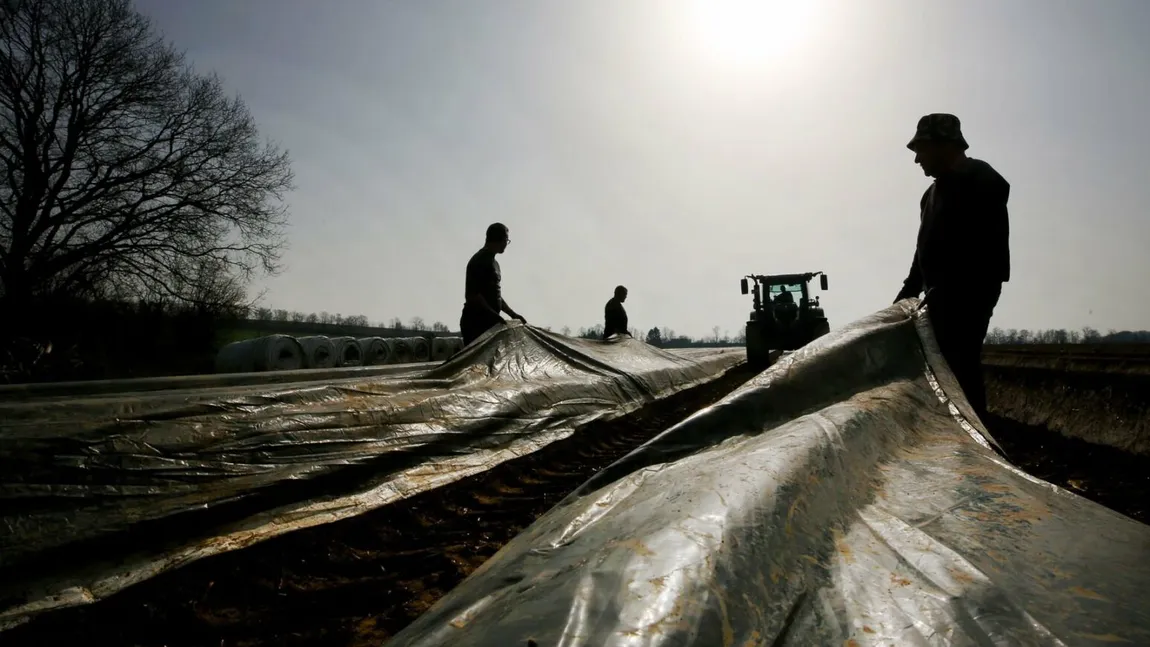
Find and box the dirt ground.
[985,412,1150,525]
[981,348,1150,523]
[984,363,1150,455]
[1,365,759,647]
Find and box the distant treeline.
[246,308,452,333]
[984,327,1150,345]
[5,297,1145,384]
[2,297,244,383]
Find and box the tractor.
[740,271,831,370]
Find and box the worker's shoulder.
[467,247,496,266]
[956,157,1009,192]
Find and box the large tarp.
[387,303,1150,646]
[0,323,742,631]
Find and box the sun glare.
[687,0,819,70]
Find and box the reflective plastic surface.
[0,322,741,631]
[387,304,1150,647]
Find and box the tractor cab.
[739,271,831,369]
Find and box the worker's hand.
[513,314,527,325]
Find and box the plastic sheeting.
[387,303,1150,647]
[213,334,304,373]
[0,322,742,631]
[0,360,439,401]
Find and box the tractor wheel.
[745,323,772,371]
[812,319,830,340]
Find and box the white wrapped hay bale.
[330,336,362,367]
[431,337,454,362]
[407,336,431,362]
[431,336,464,362]
[297,336,336,369]
[388,337,414,364]
[215,335,305,373]
[357,337,390,365]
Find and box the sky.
[133,0,1150,339]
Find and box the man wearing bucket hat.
[894,113,1010,418]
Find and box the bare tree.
[409,316,425,330]
[0,0,293,307]
[304,312,318,324]
[388,317,403,330]
[344,314,369,327]
[430,321,449,332]
[560,325,572,337]
[289,310,306,322]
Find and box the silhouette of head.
[485,222,510,253]
[907,113,969,178]
[615,285,628,302]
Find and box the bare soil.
[984,412,1150,526]
[983,343,1150,457]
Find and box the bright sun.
[687,0,819,70]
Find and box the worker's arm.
[466,292,504,320]
[500,298,526,324]
[895,188,931,303]
[895,252,923,303]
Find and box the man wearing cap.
[895,113,1010,418]
[460,222,527,346]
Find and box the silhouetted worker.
[603,285,629,339]
[894,113,1010,418]
[459,223,527,346]
[774,288,794,304]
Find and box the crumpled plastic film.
[386,303,1150,647]
[0,322,742,631]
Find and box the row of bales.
[215,334,466,374]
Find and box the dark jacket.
[603,297,628,339]
[462,247,502,325]
[898,158,1010,301]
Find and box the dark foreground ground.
[5,362,1148,647]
